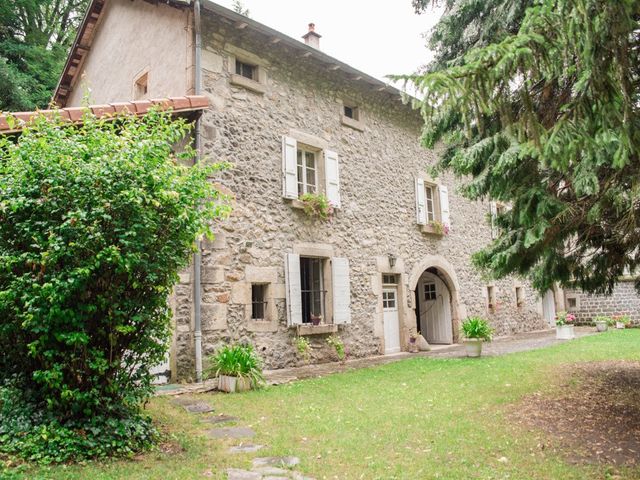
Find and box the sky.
[215,0,444,85]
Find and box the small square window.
[343,105,359,120]
[236,60,256,80]
[134,72,148,100]
[251,284,267,320]
[567,297,577,309]
[424,283,437,301]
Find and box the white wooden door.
[542,289,556,327]
[419,273,453,344]
[383,287,401,354]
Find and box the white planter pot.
[556,324,575,340]
[218,375,238,393]
[464,339,483,357]
[616,322,626,329]
[595,321,608,332]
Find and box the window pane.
[305,151,315,169]
[251,284,266,320]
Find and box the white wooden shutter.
[282,136,298,199]
[490,201,498,239]
[331,257,351,324]
[284,253,302,326]
[415,178,427,225]
[324,150,341,208]
[439,184,450,228]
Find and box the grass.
[16,330,640,479]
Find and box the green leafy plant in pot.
[593,315,612,332]
[461,317,493,357]
[206,343,265,393]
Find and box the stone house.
[52,0,554,382]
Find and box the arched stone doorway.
[408,256,463,345]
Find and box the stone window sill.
[230,74,266,94]
[246,320,278,333]
[341,115,364,132]
[288,197,340,213]
[420,224,445,236]
[296,323,338,336]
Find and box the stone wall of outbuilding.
[564,279,640,325]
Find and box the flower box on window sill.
[296,323,338,336]
[420,224,445,236]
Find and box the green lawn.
[17,330,640,479]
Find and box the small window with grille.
[251,284,268,320]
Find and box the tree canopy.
[400,0,640,294]
[413,0,532,72]
[0,0,88,111]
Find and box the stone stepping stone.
[228,443,265,453]
[201,414,238,424]
[253,466,290,476]
[291,473,315,480]
[252,456,300,468]
[262,476,290,480]
[207,427,255,439]
[226,469,261,480]
[183,402,214,414]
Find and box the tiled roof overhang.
[0,95,208,135]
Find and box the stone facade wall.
[170,12,548,380]
[565,279,640,325]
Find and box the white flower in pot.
[461,317,493,357]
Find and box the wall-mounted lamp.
[388,253,397,268]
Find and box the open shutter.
[284,253,302,325]
[331,257,351,324]
[490,201,498,239]
[282,136,298,199]
[415,178,427,225]
[324,150,341,208]
[439,184,450,228]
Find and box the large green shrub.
[0,109,229,462]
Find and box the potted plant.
[593,315,611,332]
[310,313,322,326]
[613,314,631,329]
[206,343,265,393]
[299,192,334,221]
[555,311,576,339]
[461,317,493,357]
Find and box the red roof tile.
[0,95,208,134]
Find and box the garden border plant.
[0,107,230,464]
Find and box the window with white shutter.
[331,257,351,324]
[282,136,298,199]
[284,253,303,325]
[415,178,427,225]
[324,150,341,208]
[438,185,450,228]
